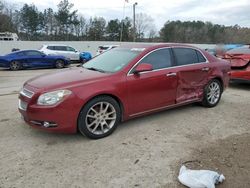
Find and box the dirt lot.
[0,67,249,188]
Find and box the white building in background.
[0,32,19,41]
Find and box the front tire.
[78,96,121,139]
[55,60,64,69]
[10,61,21,71]
[202,79,222,107]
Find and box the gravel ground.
[0,67,249,188]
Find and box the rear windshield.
[83,48,142,73]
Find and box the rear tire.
[78,96,121,139]
[202,79,222,107]
[10,61,21,71]
[55,60,64,69]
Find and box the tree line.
[1,0,250,43]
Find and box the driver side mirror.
[134,63,153,74]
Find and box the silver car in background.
[39,44,80,62]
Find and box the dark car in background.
[18,44,231,139]
[0,50,70,70]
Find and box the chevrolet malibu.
[18,44,231,139]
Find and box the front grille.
[19,99,27,111]
[20,87,34,98]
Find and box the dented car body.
[18,44,231,139]
[224,47,250,81]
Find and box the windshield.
[83,48,141,73]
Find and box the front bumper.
[18,86,84,134]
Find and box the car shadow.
[229,80,250,91]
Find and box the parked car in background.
[18,44,230,139]
[96,45,119,55]
[223,46,250,81]
[80,52,92,64]
[39,44,81,62]
[0,50,70,70]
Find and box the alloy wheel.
[10,61,20,70]
[207,81,221,105]
[85,102,117,135]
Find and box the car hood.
[25,67,110,91]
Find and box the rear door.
[172,47,210,103]
[126,48,178,116]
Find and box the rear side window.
[173,48,207,66]
[139,48,172,70]
[173,48,198,66]
[54,46,67,51]
[196,51,206,62]
[67,46,76,51]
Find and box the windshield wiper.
[84,67,106,73]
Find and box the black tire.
[10,61,21,71]
[202,79,222,107]
[55,59,64,69]
[80,58,86,64]
[78,96,121,139]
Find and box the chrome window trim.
[20,88,34,98]
[127,46,209,76]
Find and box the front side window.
[138,48,172,70]
[83,48,141,73]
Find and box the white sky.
[10,0,250,30]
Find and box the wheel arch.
[211,76,224,92]
[55,58,66,64]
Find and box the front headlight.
[37,90,72,105]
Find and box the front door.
[126,48,178,116]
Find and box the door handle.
[201,67,210,72]
[166,72,177,77]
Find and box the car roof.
[7,49,40,55]
[43,44,71,47]
[99,45,119,47]
[117,43,201,51]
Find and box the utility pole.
[133,2,137,42]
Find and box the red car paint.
[18,44,230,134]
[223,53,250,81]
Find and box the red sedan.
[18,44,231,139]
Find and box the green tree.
[120,17,132,41]
[55,0,78,40]
[87,17,106,41]
[20,4,42,39]
[106,19,120,41]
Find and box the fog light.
[43,121,57,128]
[43,121,50,128]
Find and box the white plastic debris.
[178,165,225,188]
